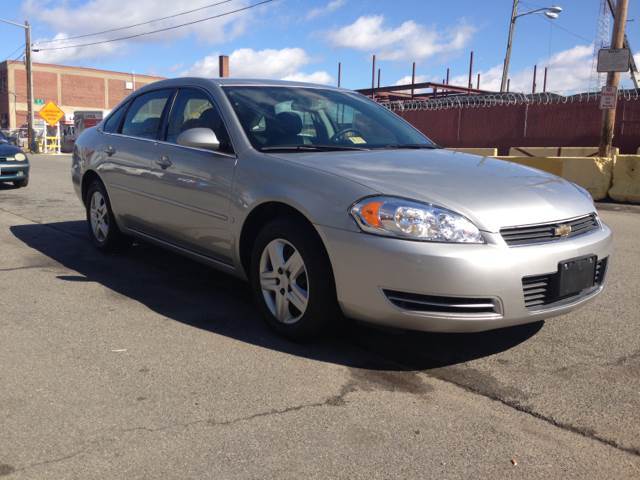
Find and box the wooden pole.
[543,67,548,93]
[468,51,474,89]
[337,62,341,88]
[371,54,376,98]
[599,0,629,157]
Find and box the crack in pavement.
[8,383,360,474]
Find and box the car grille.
[500,213,599,246]
[522,257,608,309]
[383,290,500,315]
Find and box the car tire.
[250,218,341,341]
[85,180,131,252]
[13,177,28,188]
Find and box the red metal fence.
[393,97,640,155]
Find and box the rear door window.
[122,89,173,140]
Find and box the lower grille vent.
[383,290,499,315]
[522,257,608,309]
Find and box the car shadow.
[10,221,542,372]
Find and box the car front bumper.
[318,222,613,333]
[0,162,29,182]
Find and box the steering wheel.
[330,127,363,144]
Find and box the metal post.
[446,68,450,85]
[411,62,416,98]
[507,78,511,93]
[371,54,376,98]
[532,64,537,94]
[599,0,629,157]
[337,62,341,88]
[500,0,519,92]
[468,51,474,89]
[476,73,481,89]
[377,68,381,89]
[25,21,35,152]
[543,67,548,93]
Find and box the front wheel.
[85,180,131,252]
[13,177,28,188]
[250,219,341,341]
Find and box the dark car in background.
[0,130,29,188]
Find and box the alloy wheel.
[259,238,309,324]
[89,191,110,243]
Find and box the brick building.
[0,60,164,130]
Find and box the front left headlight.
[350,196,485,243]
[13,153,26,162]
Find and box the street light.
[0,18,35,151]
[500,2,563,92]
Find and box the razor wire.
[378,89,640,112]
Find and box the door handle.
[104,145,115,156]
[155,155,172,169]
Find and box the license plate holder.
[558,255,597,297]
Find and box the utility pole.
[599,0,629,157]
[0,18,35,151]
[501,0,519,92]
[606,0,638,88]
[24,21,34,152]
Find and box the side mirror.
[176,127,220,151]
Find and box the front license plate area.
[558,256,597,297]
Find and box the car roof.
[137,77,344,92]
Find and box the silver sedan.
[72,78,612,340]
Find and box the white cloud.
[26,0,255,63]
[183,47,334,84]
[306,0,345,20]
[326,15,475,61]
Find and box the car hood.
[274,148,595,233]
[0,142,22,157]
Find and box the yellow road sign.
[38,101,65,127]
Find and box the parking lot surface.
[1,154,639,479]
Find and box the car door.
[147,87,236,264]
[100,88,175,235]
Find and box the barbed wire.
[378,89,640,112]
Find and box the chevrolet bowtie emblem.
[554,224,572,237]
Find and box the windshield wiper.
[260,145,369,152]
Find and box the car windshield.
[223,86,436,152]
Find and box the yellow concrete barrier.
[609,155,640,204]
[494,156,613,200]
[508,146,619,158]
[446,147,498,157]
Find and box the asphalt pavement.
[0,154,639,479]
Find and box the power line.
[3,43,24,61]
[35,0,237,45]
[34,0,274,51]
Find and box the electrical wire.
[34,0,274,51]
[3,43,24,62]
[34,0,238,45]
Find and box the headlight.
[350,196,484,243]
[13,153,26,162]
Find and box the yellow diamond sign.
[38,101,65,127]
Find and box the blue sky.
[1,0,639,93]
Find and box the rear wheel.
[250,219,340,340]
[85,180,131,252]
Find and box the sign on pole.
[597,48,631,73]
[600,85,618,110]
[38,101,65,127]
